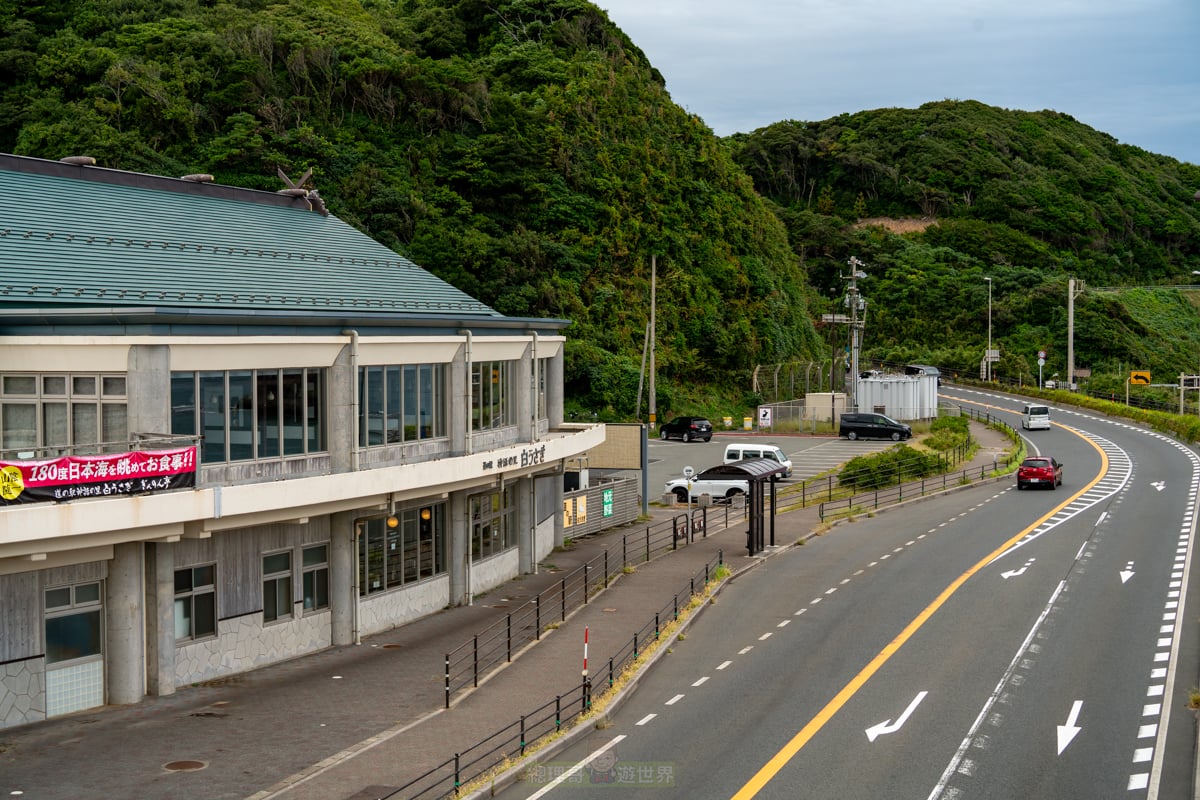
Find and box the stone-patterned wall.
[0,656,45,729]
[175,607,331,685]
[358,575,450,637]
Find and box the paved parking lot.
[646,433,900,492]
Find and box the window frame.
[0,372,128,457]
[262,549,294,624]
[358,503,447,596]
[470,487,516,561]
[44,581,104,666]
[302,544,330,613]
[471,360,514,431]
[174,564,217,643]
[357,362,446,447]
[171,368,327,464]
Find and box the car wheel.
[1017,482,1024,490]
[847,431,858,441]
[682,432,692,442]
[660,430,669,440]
[726,488,744,498]
[672,488,688,503]
[891,432,901,441]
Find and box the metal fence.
[443,504,739,707]
[394,551,727,800]
[816,407,1019,520]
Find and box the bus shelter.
[716,458,789,555]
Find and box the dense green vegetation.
[3,0,1200,415]
[731,103,1200,397]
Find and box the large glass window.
[470,487,516,561]
[358,504,446,596]
[263,551,293,623]
[44,581,103,665]
[472,361,513,431]
[174,565,216,642]
[357,363,445,447]
[0,373,127,458]
[172,369,327,464]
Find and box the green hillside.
[0,0,823,415]
[3,0,1200,411]
[731,102,1200,396]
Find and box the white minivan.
[1022,404,1051,430]
[723,443,793,477]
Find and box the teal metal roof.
[0,155,500,317]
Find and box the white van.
[1022,404,1051,430]
[723,443,793,477]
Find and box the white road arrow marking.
[1057,700,1083,754]
[1002,558,1036,579]
[1121,561,1135,584]
[1151,481,1165,491]
[866,691,928,742]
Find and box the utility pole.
[648,255,657,430]
[1067,279,1084,392]
[844,257,868,410]
[984,277,992,381]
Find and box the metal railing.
[817,408,1019,520]
[393,552,726,799]
[443,505,736,706]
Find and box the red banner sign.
[0,447,197,504]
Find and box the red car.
[1017,456,1063,490]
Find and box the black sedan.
[659,416,713,443]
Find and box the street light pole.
[985,277,992,382]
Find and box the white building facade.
[0,154,602,728]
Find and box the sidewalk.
[0,423,1013,800]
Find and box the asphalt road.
[501,390,1200,799]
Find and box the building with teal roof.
[0,153,605,728]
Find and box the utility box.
[804,392,848,423]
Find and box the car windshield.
[1022,458,1049,468]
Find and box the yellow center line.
[731,423,1107,799]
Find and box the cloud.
[599,0,1200,164]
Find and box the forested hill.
[4,0,1200,412]
[0,0,823,414]
[731,103,1200,391]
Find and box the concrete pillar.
[143,542,176,696]
[547,349,564,429]
[447,490,470,606]
[329,510,357,646]
[105,542,145,705]
[329,341,355,474]
[449,341,468,457]
[126,345,170,436]
[516,344,533,441]
[517,475,534,573]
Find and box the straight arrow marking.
[866,691,928,742]
[1057,700,1083,754]
[1121,561,1135,584]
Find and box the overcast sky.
[598,0,1200,166]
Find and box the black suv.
[659,416,713,442]
[839,412,912,441]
